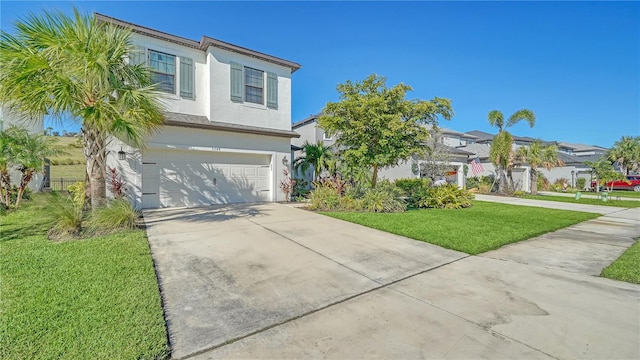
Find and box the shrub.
[47,192,85,240]
[576,178,586,190]
[308,181,341,211]
[394,178,431,208]
[67,181,85,208]
[465,176,480,189]
[291,177,310,198]
[279,167,295,202]
[537,173,551,191]
[88,198,140,235]
[417,184,474,209]
[109,167,127,198]
[360,185,406,213]
[513,190,526,197]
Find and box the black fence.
[43,178,85,192]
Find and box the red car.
[591,175,640,192]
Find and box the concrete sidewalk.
[537,190,640,202]
[143,203,640,360]
[474,193,629,214]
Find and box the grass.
[601,240,640,284]
[48,136,86,179]
[322,201,598,255]
[546,190,640,199]
[523,194,640,208]
[49,164,86,179]
[0,194,169,359]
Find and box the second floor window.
[149,50,176,94]
[244,67,264,104]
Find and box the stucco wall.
[208,48,292,131]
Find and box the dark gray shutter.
[267,72,278,109]
[130,45,146,66]
[180,57,194,99]
[230,62,243,102]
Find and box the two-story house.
[99,14,300,208]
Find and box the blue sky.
[1,1,638,148]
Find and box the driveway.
[143,204,640,359]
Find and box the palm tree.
[294,140,334,182]
[488,109,536,193]
[0,9,164,211]
[608,136,640,175]
[516,140,564,195]
[10,127,61,207]
[0,128,16,206]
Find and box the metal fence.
[43,178,85,192]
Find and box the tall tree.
[0,9,164,211]
[488,109,536,193]
[516,140,564,195]
[607,136,640,175]
[320,74,454,187]
[294,140,334,182]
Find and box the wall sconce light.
[118,147,126,161]
[282,156,289,166]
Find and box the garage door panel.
[142,149,272,208]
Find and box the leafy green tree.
[516,140,564,195]
[320,74,453,187]
[586,158,626,192]
[9,127,61,207]
[608,136,640,175]
[488,109,536,193]
[294,140,334,182]
[0,9,164,211]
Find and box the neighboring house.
[0,106,45,191]
[460,130,607,191]
[99,14,301,208]
[291,115,471,187]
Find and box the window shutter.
[267,72,278,109]
[230,62,243,102]
[130,45,146,66]
[180,57,194,99]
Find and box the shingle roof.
[163,112,299,138]
[292,113,321,129]
[95,13,301,73]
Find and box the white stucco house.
[98,14,301,208]
[291,114,472,187]
[0,106,45,191]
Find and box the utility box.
[575,192,581,200]
[601,192,608,202]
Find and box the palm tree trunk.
[497,166,506,193]
[15,170,33,208]
[0,170,10,206]
[83,127,107,211]
[530,169,538,195]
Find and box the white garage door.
[142,149,271,208]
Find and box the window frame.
[244,66,264,105]
[148,49,177,95]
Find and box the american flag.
[471,157,484,175]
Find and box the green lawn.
[49,164,86,179]
[0,195,169,359]
[322,201,598,255]
[524,194,640,208]
[601,240,640,284]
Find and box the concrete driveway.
[143,203,640,360]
